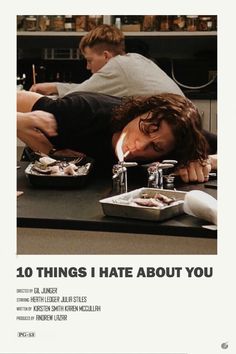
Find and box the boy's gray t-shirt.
[56,53,184,98]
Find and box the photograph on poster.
[1,1,235,354]
[17,14,217,255]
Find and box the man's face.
[117,115,176,162]
[83,47,113,73]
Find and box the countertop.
[17,162,217,239]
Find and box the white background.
[1,1,235,353]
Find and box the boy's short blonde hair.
[79,24,125,55]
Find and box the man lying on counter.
[17,90,217,183]
[29,24,184,98]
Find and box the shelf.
[120,31,217,37]
[17,31,87,36]
[17,31,217,37]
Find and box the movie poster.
[1,1,235,353]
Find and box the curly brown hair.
[79,24,125,56]
[111,93,209,166]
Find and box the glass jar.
[64,15,74,31]
[186,15,198,31]
[212,16,217,30]
[172,15,186,31]
[198,16,213,31]
[75,16,87,32]
[17,16,25,31]
[52,16,64,31]
[24,16,37,31]
[38,15,50,31]
[87,15,103,31]
[17,73,26,91]
[114,17,121,29]
[159,16,171,31]
[142,16,156,31]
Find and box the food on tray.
[133,192,176,208]
[140,192,175,205]
[113,191,179,209]
[132,197,164,207]
[29,157,91,177]
[38,156,57,166]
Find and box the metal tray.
[100,188,186,222]
[25,156,94,189]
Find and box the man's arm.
[31,59,127,97]
[177,154,217,183]
[17,111,58,154]
[176,130,217,183]
[30,82,58,95]
[30,78,111,97]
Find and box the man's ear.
[103,50,114,62]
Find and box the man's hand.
[177,155,217,183]
[17,110,58,137]
[29,82,58,95]
[17,111,58,154]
